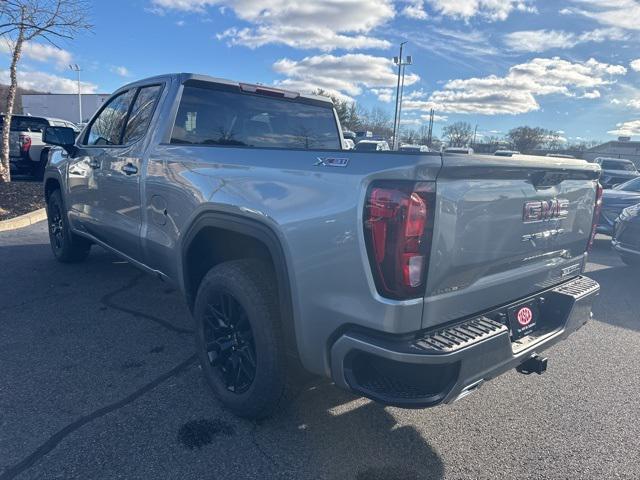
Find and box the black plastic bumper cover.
[330,276,599,408]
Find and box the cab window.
[84,90,136,146]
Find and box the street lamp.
[69,64,82,123]
[392,43,413,151]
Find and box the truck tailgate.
[422,154,600,329]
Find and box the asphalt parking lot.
[1,223,639,480]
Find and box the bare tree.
[507,126,549,154]
[443,121,473,147]
[0,0,91,182]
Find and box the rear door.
[422,154,600,328]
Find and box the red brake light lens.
[364,181,435,299]
[20,134,31,153]
[587,182,603,253]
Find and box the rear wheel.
[46,190,91,263]
[193,259,287,419]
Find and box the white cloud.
[627,98,640,109]
[110,65,131,77]
[217,26,390,51]
[401,118,422,126]
[403,57,626,115]
[0,41,72,68]
[504,30,575,52]
[153,0,394,51]
[631,59,640,72]
[404,27,500,64]
[420,113,448,122]
[566,0,640,31]
[371,88,394,103]
[425,0,536,21]
[608,120,640,137]
[581,90,601,99]
[503,28,626,53]
[402,0,428,19]
[0,70,98,93]
[273,54,419,101]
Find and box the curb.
[0,208,47,232]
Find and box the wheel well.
[184,226,275,306]
[44,178,60,202]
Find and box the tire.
[193,259,287,419]
[620,254,640,266]
[46,190,91,263]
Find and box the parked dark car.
[597,177,640,235]
[612,203,640,266]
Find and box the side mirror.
[43,126,76,153]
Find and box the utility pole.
[392,42,412,151]
[397,56,411,147]
[472,124,478,148]
[69,64,82,123]
[426,108,434,146]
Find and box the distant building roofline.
[587,140,640,151]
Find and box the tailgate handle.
[121,163,138,175]
[529,171,568,188]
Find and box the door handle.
[88,158,100,169]
[121,163,138,175]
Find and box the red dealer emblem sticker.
[517,306,533,327]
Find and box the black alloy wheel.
[203,292,257,394]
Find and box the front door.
[69,85,162,261]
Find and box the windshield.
[602,160,637,172]
[615,177,640,192]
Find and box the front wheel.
[46,190,91,263]
[193,259,287,419]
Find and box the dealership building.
[583,137,640,167]
[21,93,111,124]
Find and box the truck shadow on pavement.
[257,380,445,479]
[0,240,444,480]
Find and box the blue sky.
[2,0,640,142]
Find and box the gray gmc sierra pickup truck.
[42,73,602,419]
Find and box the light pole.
[69,64,82,123]
[392,43,412,150]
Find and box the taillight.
[364,181,435,299]
[19,134,31,153]
[587,182,603,253]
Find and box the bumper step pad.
[552,275,600,299]
[415,317,507,354]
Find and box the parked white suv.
[3,115,79,179]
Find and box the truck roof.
[0,113,76,125]
[116,73,334,106]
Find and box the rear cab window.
[171,84,340,150]
[0,116,48,132]
[602,160,637,172]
